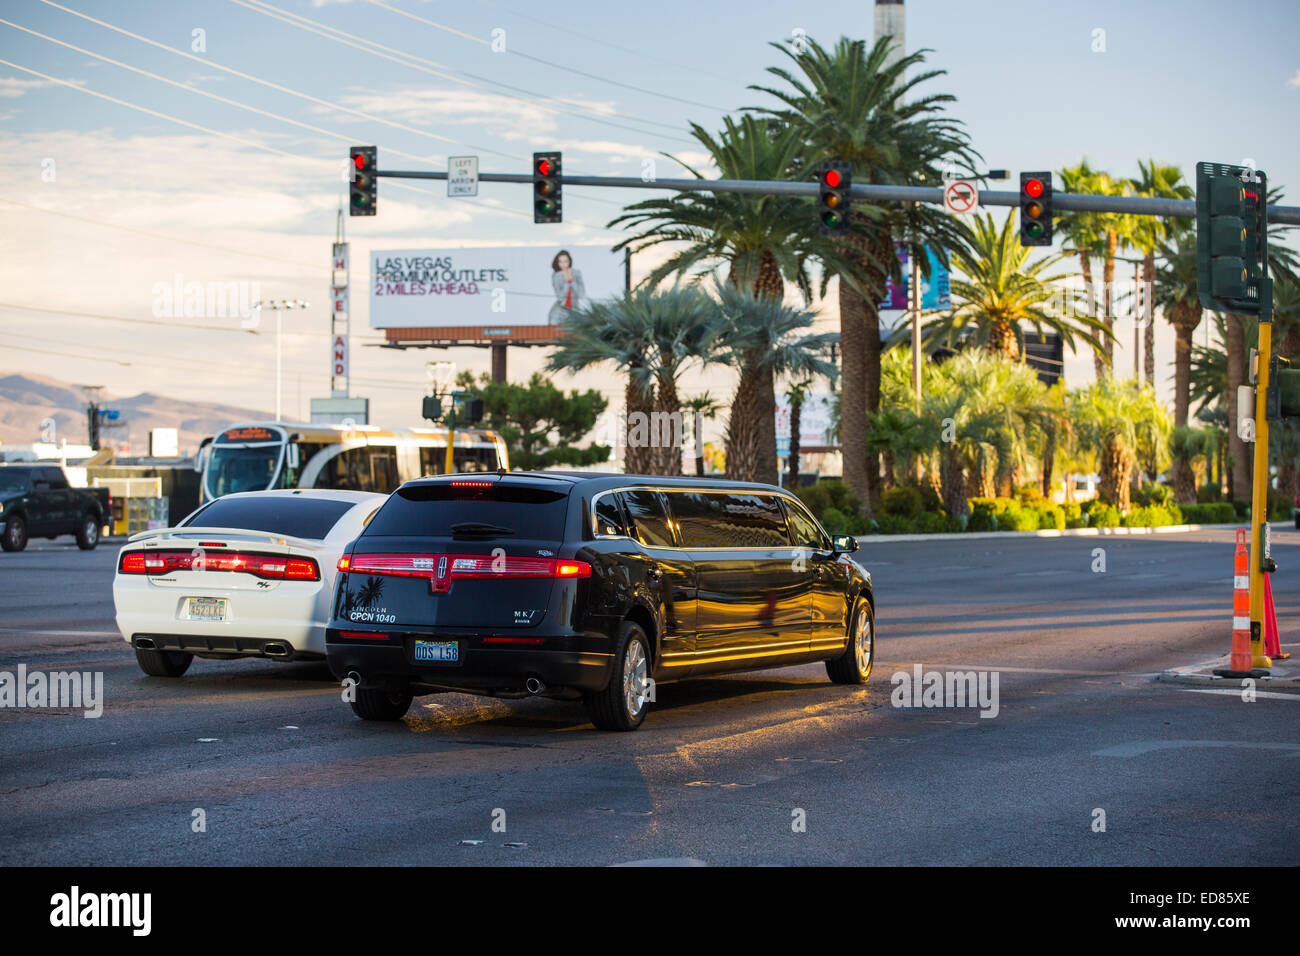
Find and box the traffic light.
[533,151,562,223]
[349,146,377,216]
[421,395,443,422]
[818,161,851,236]
[1197,162,1267,314]
[87,402,99,451]
[1019,171,1052,246]
[1267,357,1300,420]
[461,397,485,424]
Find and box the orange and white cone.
[1218,530,1256,676]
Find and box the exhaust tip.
[525,677,545,695]
[135,637,157,650]
[263,642,291,658]
[346,670,361,685]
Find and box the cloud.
[1289,69,1300,87]
[0,78,74,99]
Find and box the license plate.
[413,640,459,662]
[182,597,227,622]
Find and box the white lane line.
[1179,688,1300,701]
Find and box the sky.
[1,0,1298,451]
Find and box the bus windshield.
[205,442,283,498]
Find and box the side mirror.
[194,437,213,473]
[831,534,858,554]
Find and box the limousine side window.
[666,491,791,549]
[593,493,628,537]
[619,489,675,548]
[783,498,832,551]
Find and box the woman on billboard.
[547,249,586,323]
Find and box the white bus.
[197,422,509,502]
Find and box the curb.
[1157,658,1300,689]
[852,522,1287,545]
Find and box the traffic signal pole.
[1249,277,1275,669]
[370,166,1300,224]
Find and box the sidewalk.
[854,522,1269,545]
[1158,653,1300,689]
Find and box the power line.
[0,301,261,334]
[38,0,522,162]
[0,196,328,273]
[0,57,561,226]
[362,0,728,112]
[229,0,697,143]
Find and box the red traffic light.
[823,169,841,188]
[536,158,552,177]
[1023,177,1044,198]
[353,153,367,170]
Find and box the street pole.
[276,307,282,421]
[444,394,456,475]
[910,249,921,406]
[1248,277,1275,669]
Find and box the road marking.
[1179,688,1300,701]
[1094,739,1300,757]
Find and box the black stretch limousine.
[325,473,874,731]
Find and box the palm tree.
[683,391,724,477]
[1152,221,1203,427]
[923,210,1108,360]
[712,282,837,483]
[1130,161,1193,385]
[1070,377,1171,511]
[1058,160,1108,379]
[784,377,813,489]
[1169,426,1209,505]
[608,114,833,300]
[750,34,979,515]
[547,287,719,475]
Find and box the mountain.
[0,370,268,456]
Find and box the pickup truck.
[0,464,113,552]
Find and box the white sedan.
[113,489,386,677]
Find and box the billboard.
[776,392,836,457]
[369,244,625,330]
[880,243,951,312]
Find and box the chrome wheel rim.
[84,519,97,544]
[854,606,872,674]
[622,640,648,718]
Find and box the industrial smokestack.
[874,0,905,71]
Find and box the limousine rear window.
[363,483,569,540]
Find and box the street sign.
[447,156,479,197]
[943,180,979,215]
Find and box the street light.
[251,298,310,421]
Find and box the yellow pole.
[1248,314,1273,669]
[444,422,455,475]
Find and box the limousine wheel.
[135,647,194,678]
[826,598,873,685]
[351,686,414,721]
[585,621,651,732]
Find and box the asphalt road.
[1,528,1297,866]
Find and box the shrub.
[1016,483,1043,505]
[875,513,916,535]
[916,480,944,514]
[1181,501,1236,524]
[914,511,949,534]
[1197,482,1222,503]
[1089,503,1120,528]
[881,485,923,518]
[1124,504,1175,528]
[1134,482,1173,508]
[999,503,1040,531]
[968,502,998,532]
[796,480,862,523]
[1036,505,1066,530]
[1233,499,1250,518]
[1061,501,1083,528]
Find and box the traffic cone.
[1214,530,1258,677]
[1263,574,1290,660]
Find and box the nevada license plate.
[413,640,459,662]
[183,597,227,622]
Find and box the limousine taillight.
[337,553,591,580]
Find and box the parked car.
[326,473,873,731]
[113,489,387,677]
[0,464,112,552]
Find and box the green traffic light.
[822,212,841,228]
[1025,221,1044,240]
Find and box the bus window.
[205,442,282,498]
[420,446,498,476]
[370,450,399,492]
